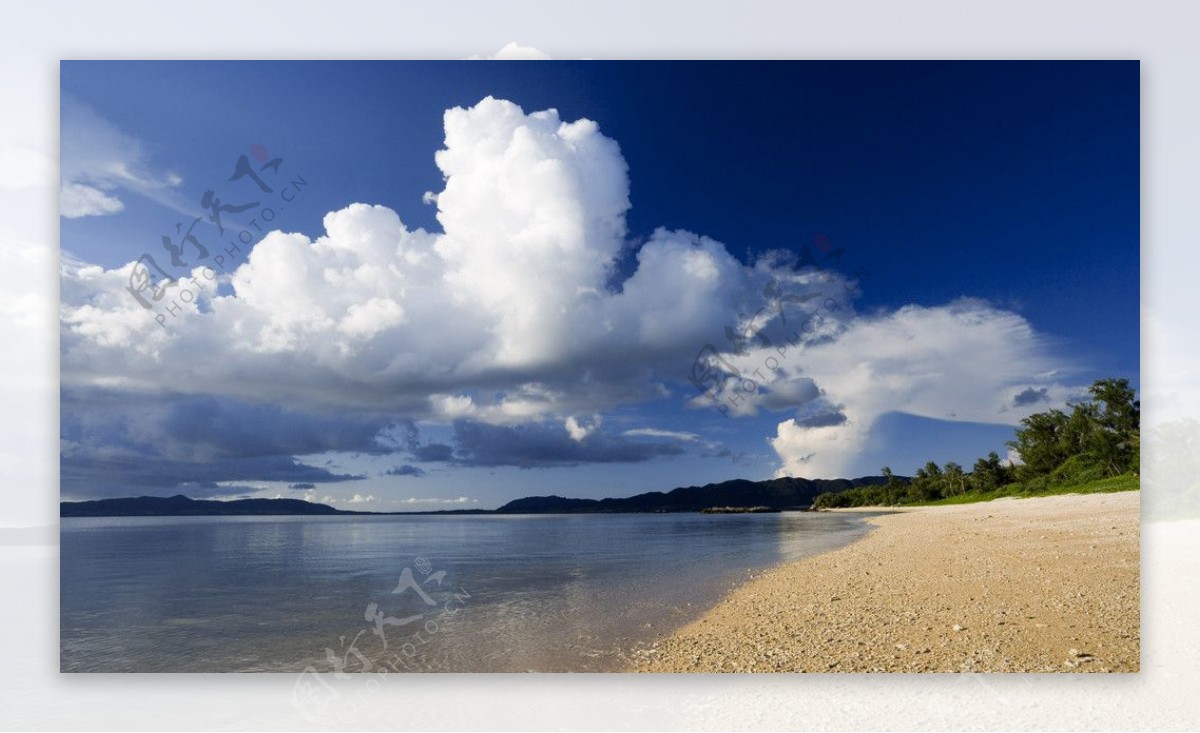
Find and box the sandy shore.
[633,491,1139,672]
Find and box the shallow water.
[60,511,873,672]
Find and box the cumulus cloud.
[60,96,1078,491]
[760,300,1082,478]
[62,98,779,429]
[564,415,601,442]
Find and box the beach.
[633,491,1139,672]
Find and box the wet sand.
[633,491,1139,672]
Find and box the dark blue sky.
[60,61,1139,507]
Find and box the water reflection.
[61,511,872,672]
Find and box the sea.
[60,511,874,672]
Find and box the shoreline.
[632,491,1139,672]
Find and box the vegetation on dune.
[812,378,1140,509]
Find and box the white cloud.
[622,428,700,441]
[60,182,124,218]
[762,300,1082,478]
[399,497,478,505]
[1005,447,1025,467]
[60,97,1078,481]
[432,97,630,367]
[62,98,768,423]
[770,419,864,478]
[337,297,405,339]
[564,415,601,442]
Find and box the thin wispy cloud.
[60,96,193,219]
[623,428,700,441]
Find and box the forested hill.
[495,476,890,513]
[60,494,353,517]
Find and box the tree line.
[812,378,1140,508]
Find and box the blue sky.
[59,61,1139,510]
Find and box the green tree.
[905,461,944,501]
[973,451,1014,492]
[1008,409,1070,478]
[943,461,966,496]
[812,378,1137,510]
[879,466,905,505]
[1085,378,1140,476]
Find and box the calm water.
[60,511,873,672]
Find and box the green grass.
[910,474,1139,507]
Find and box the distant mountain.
[61,476,894,517]
[60,494,352,517]
[495,476,890,514]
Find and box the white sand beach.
[634,492,1139,672]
